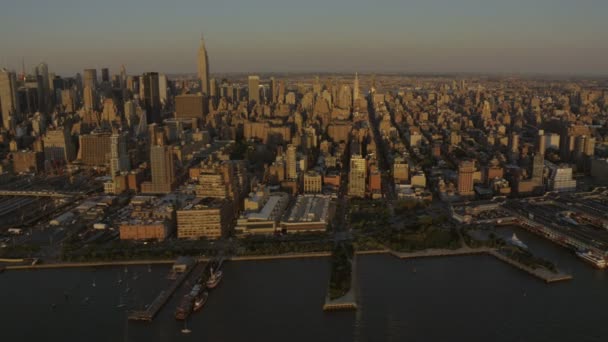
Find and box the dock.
[128,262,202,322]
[488,250,572,283]
[389,247,494,259]
[323,255,358,312]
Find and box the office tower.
[270,77,278,103]
[353,72,360,104]
[83,86,96,112]
[458,160,476,196]
[248,75,260,104]
[177,198,232,239]
[175,94,205,120]
[101,98,118,123]
[197,36,210,95]
[158,74,168,105]
[142,72,161,123]
[83,69,97,89]
[349,154,367,197]
[532,153,544,185]
[393,155,409,184]
[209,78,217,97]
[36,62,50,109]
[78,131,112,166]
[120,65,127,86]
[537,130,546,155]
[43,127,76,163]
[278,80,285,104]
[509,132,520,154]
[286,144,297,180]
[141,145,175,194]
[110,132,130,177]
[101,68,110,83]
[0,68,20,130]
[313,76,321,96]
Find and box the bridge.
[0,190,81,198]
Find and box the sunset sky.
[1,0,607,75]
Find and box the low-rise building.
[177,197,233,239]
[280,195,331,232]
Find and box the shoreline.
[1,249,574,283]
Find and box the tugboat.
[206,268,223,289]
[576,250,607,269]
[193,291,209,312]
[508,233,528,250]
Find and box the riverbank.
[1,249,573,284]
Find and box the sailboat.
[92,278,97,288]
[181,320,192,334]
[116,296,126,309]
[148,265,152,273]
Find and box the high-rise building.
[142,72,161,123]
[43,127,76,163]
[349,154,367,197]
[353,72,360,104]
[83,69,97,90]
[532,153,544,185]
[101,68,110,83]
[110,132,130,177]
[286,144,297,180]
[177,198,232,239]
[141,145,175,194]
[78,131,112,166]
[0,68,20,130]
[248,75,260,104]
[458,160,476,196]
[175,94,206,121]
[209,78,218,98]
[197,36,210,95]
[158,73,168,104]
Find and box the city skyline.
[1,0,608,76]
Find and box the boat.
[175,295,194,320]
[181,321,192,334]
[576,250,607,269]
[508,233,528,250]
[206,268,223,289]
[193,291,209,312]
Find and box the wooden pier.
[127,263,198,322]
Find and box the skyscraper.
[101,68,110,83]
[150,145,175,192]
[532,153,544,185]
[248,75,260,104]
[458,160,476,196]
[142,72,161,123]
[349,154,367,197]
[0,69,20,130]
[197,36,210,95]
[110,132,130,177]
[353,72,360,105]
[286,144,297,180]
[83,69,97,89]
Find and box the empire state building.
[197,35,210,95]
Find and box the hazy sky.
[1,0,607,76]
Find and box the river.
[1,227,607,341]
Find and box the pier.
[323,255,358,312]
[488,250,572,283]
[389,247,494,259]
[128,262,203,322]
